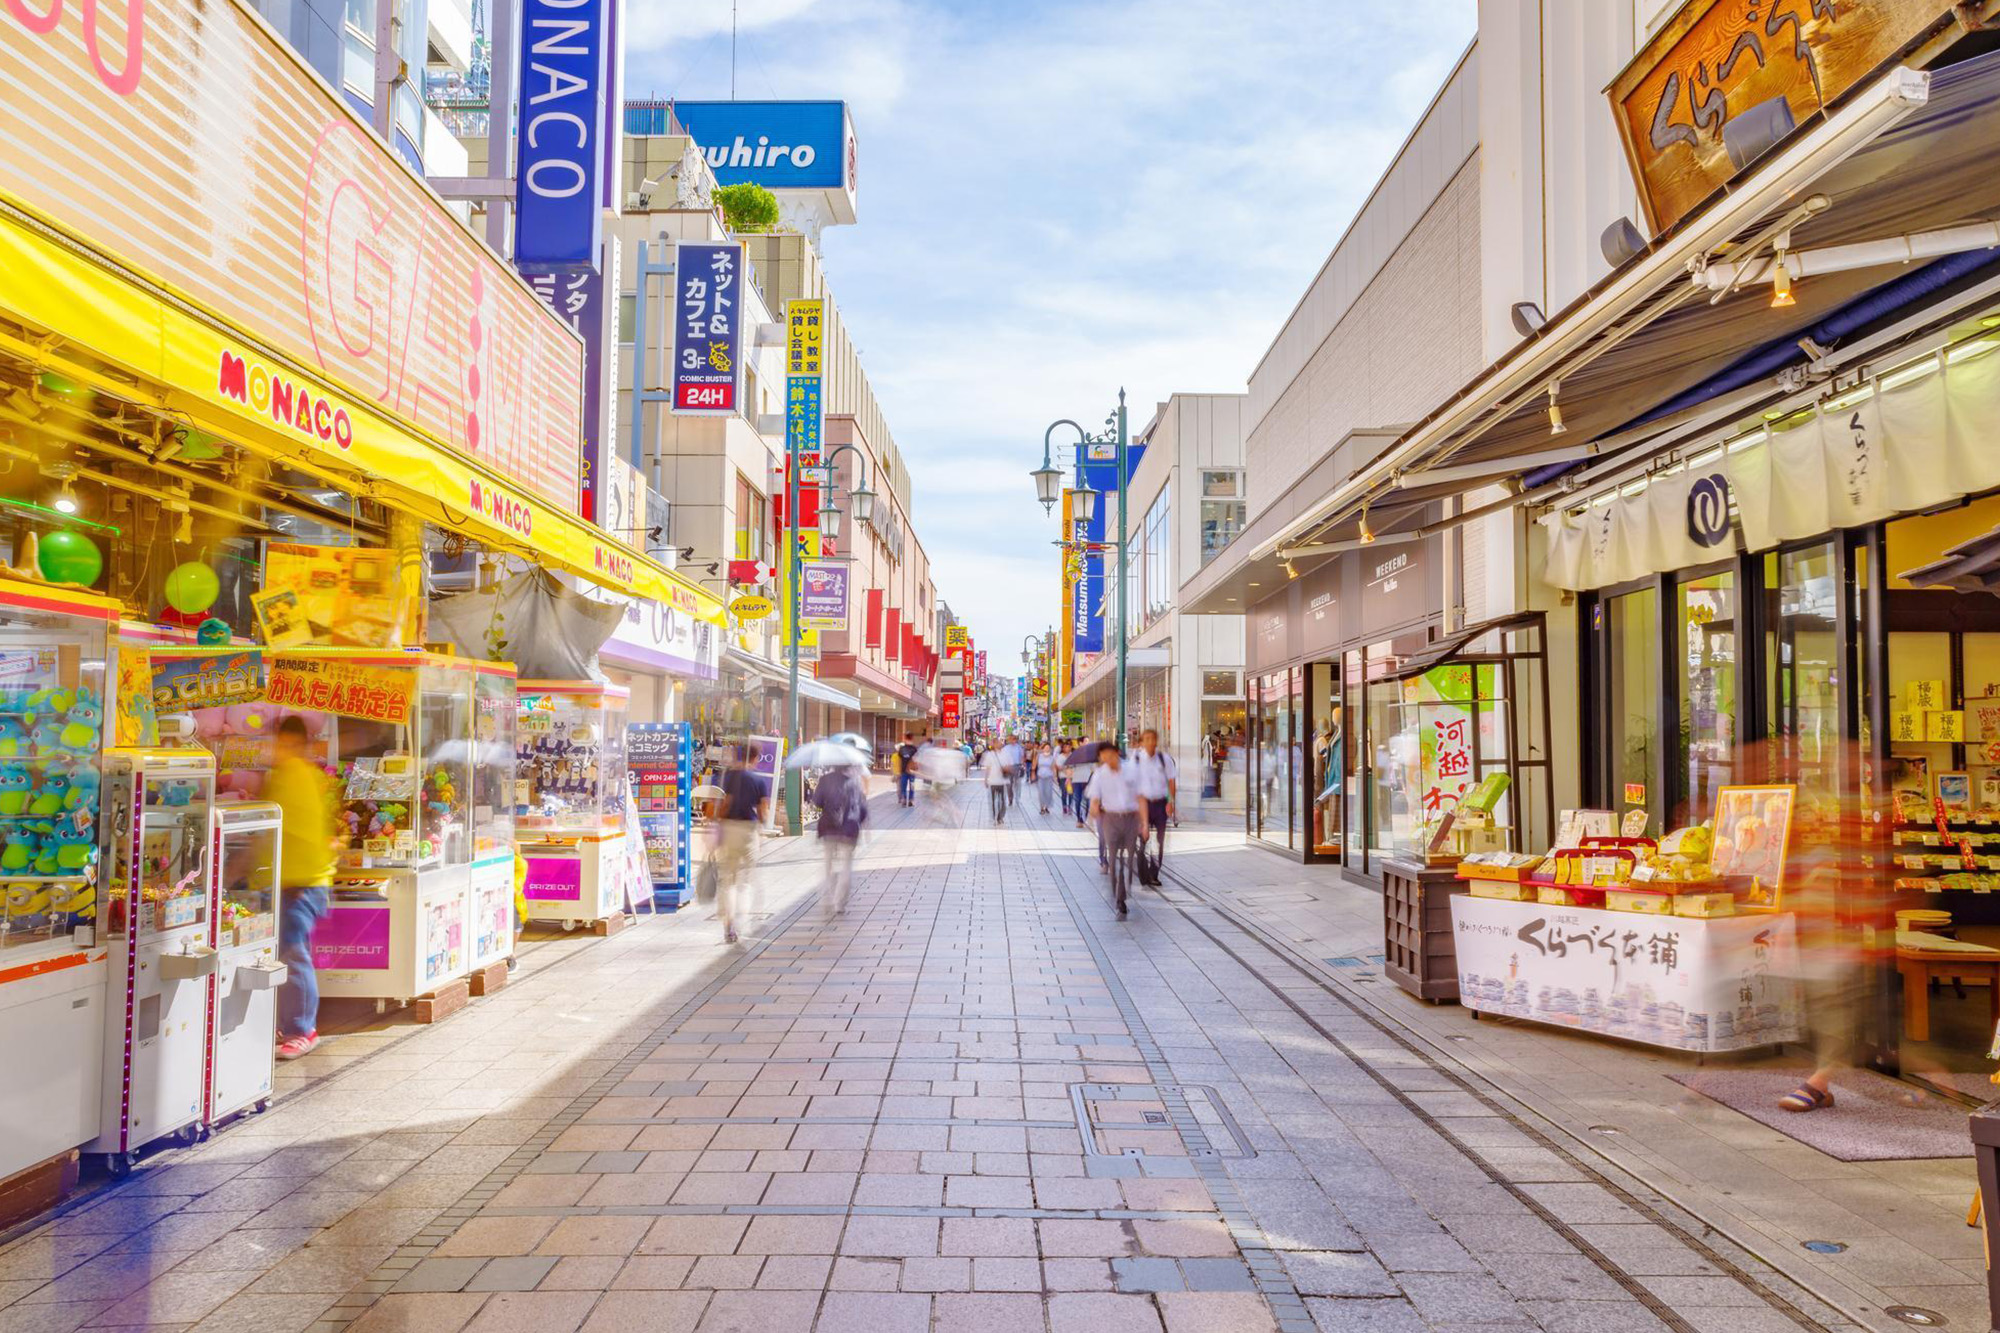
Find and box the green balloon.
[163,562,220,615]
[37,530,102,586]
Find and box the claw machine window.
[197,651,490,1005]
[0,578,115,1184]
[516,681,632,927]
[209,801,284,1125]
[467,665,518,972]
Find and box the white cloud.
[628,0,1476,687]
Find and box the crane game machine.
[0,578,115,1187]
[516,681,631,927]
[87,744,218,1173]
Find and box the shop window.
[1144,483,1172,625]
[733,473,766,562]
[1200,471,1246,569]
[1606,587,1660,834]
[1252,670,1295,850]
[1677,571,1738,827]
[1764,543,1840,813]
[1200,670,1238,697]
[617,293,637,345]
[1308,662,1343,857]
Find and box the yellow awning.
[0,205,722,625]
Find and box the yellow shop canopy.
[0,207,722,626]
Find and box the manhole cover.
[1886,1307,1947,1327]
[1801,1240,1847,1254]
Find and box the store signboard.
[1608,0,1947,234]
[526,253,613,523]
[523,855,584,902]
[675,101,854,192]
[1359,534,1439,641]
[150,650,265,713]
[671,240,746,414]
[628,722,692,893]
[263,545,399,648]
[1450,895,1803,1052]
[514,0,613,271]
[800,561,849,632]
[940,693,962,729]
[0,1,585,509]
[786,299,825,530]
[945,625,969,650]
[266,655,417,724]
[312,906,391,970]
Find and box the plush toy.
[224,703,281,737]
[59,691,101,755]
[28,766,68,817]
[63,768,98,815]
[0,764,29,816]
[28,722,61,753]
[158,780,194,808]
[49,880,94,926]
[31,840,57,875]
[4,882,50,927]
[50,826,95,872]
[0,832,33,872]
[195,617,231,647]
[0,718,23,758]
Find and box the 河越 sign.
[673,101,853,192]
[1608,0,1947,234]
[800,561,850,632]
[514,0,612,270]
[671,240,745,414]
[1450,894,1803,1053]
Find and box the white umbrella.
[828,731,874,755]
[692,784,726,800]
[785,740,870,771]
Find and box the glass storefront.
[1605,587,1659,834]
[1677,569,1738,829]
[1251,669,1295,850]
[1307,662,1342,857]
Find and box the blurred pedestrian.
[1085,743,1145,917]
[1002,736,1024,808]
[1130,729,1178,885]
[1037,744,1058,814]
[894,733,918,807]
[981,743,1009,824]
[810,762,868,917]
[269,716,334,1061]
[714,755,768,944]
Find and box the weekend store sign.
[0,0,586,511]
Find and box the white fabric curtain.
[1541,345,2000,592]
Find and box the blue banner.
[1070,443,1144,655]
[514,0,612,272]
[671,241,745,415]
[527,265,607,521]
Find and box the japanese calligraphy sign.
[785,298,825,535]
[266,655,417,725]
[672,241,746,414]
[940,693,962,729]
[1451,895,1803,1052]
[1609,0,1949,233]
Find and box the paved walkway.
[0,786,1924,1333]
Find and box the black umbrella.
[1064,742,1105,767]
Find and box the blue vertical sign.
[1071,442,1145,655]
[671,241,745,415]
[527,264,607,520]
[514,0,611,271]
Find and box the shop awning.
[722,645,854,710]
[0,205,724,627]
[1386,612,1543,682]
[1195,53,2000,611]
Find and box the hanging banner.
[265,655,417,724]
[799,561,850,632]
[786,299,825,537]
[514,0,612,270]
[671,240,745,414]
[940,693,962,729]
[526,252,613,523]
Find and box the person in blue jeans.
[266,716,335,1060]
[895,734,917,807]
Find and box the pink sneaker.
[275,1031,320,1061]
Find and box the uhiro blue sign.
[672,101,853,192]
[514,0,613,271]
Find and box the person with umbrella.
[808,753,869,916]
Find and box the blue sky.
[627,0,1477,680]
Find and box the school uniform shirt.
[1084,764,1142,815]
[1128,749,1179,801]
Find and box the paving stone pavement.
[0,785,1881,1332]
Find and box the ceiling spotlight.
[1770,244,1796,308]
[1284,558,1298,580]
[1546,381,1567,436]
[1510,302,1546,338]
[41,460,79,514]
[1358,506,1377,545]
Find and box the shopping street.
[1,785,1961,1333]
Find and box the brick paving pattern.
[0,788,1884,1331]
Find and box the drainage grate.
[1068,1082,1255,1159]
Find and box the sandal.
[1777,1083,1834,1113]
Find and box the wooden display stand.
[1382,857,1462,1002]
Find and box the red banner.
[940,693,961,728]
[865,589,884,648]
[884,607,901,661]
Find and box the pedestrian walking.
[894,733,918,807]
[1036,744,1058,814]
[268,716,334,1061]
[981,744,1009,823]
[1002,736,1024,808]
[1130,729,1178,886]
[810,762,868,916]
[1085,744,1146,917]
[714,756,768,944]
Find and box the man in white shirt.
[1001,737,1025,808]
[1084,744,1147,917]
[1129,729,1179,886]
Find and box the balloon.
[163,562,219,615]
[37,530,101,586]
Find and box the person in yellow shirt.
[266,716,335,1060]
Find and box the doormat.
[1668,1068,1973,1161]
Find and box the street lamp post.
[1031,390,1131,746]
[1022,629,1055,739]
[784,442,876,835]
